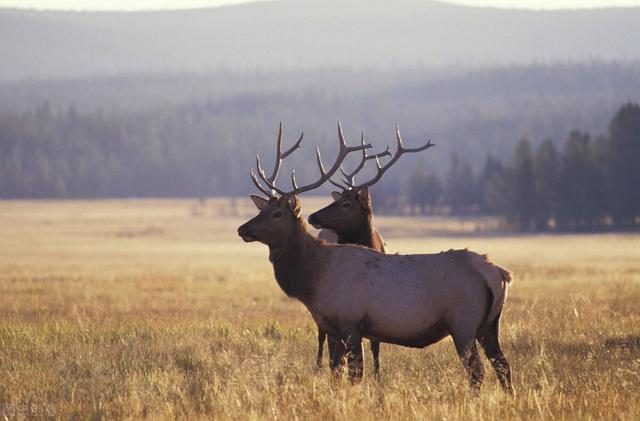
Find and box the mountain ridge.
[2,0,640,80]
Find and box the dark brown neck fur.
[335,211,385,252]
[268,218,326,303]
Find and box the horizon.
[1,0,640,11]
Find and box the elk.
[239,123,514,392]
[307,133,420,374]
[307,132,392,254]
[250,123,356,371]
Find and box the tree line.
[0,71,638,231]
[401,103,640,230]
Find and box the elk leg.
[345,330,364,380]
[329,335,346,372]
[370,340,380,375]
[478,315,514,394]
[452,335,484,392]
[316,328,326,369]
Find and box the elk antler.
[251,122,372,197]
[250,123,304,197]
[344,125,434,191]
[332,131,391,190]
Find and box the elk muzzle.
[307,213,325,229]
[237,223,256,242]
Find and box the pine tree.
[509,138,535,230]
[407,164,442,215]
[606,103,640,227]
[533,139,559,230]
[557,131,599,230]
[478,154,508,215]
[446,152,477,215]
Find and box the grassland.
[0,198,639,420]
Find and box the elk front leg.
[370,340,380,376]
[344,329,364,380]
[316,328,326,369]
[329,335,346,373]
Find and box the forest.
[1,62,639,230]
[402,103,640,230]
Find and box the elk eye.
[341,202,351,209]
[272,210,283,219]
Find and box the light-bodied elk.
[238,123,514,392]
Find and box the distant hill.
[1,0,640,80]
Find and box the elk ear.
[331,191,343,201]
[250,194,269,210]
[357,186,371,208]
[287,195,302,217]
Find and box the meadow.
[0,198,638,420]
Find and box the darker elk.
[238,124,514,392]
[307,128,434,374]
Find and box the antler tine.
[315,146,327,176]
[252,123,304,197]
[337,120,348,148]
[338,130,392,189]
[341,177,355,188]
[268,123,304,184]
[255,152,274,193]
[328,178,346,189]
[286,121,372,196]
[250,170,275,197]
[396,125,434,153]
[339,131,366,182]
[281,132,304,159]
[351,125,435,191]
[256,154,288,196]
[343,144,392,187]
[268,122,284,183]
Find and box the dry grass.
[0,199,639,420]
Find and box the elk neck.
[335,209,377,249]
[268,217,327,303]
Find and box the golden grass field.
[0,198,639,420]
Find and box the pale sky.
[1,0,639,11]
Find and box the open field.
[1,199,639,420]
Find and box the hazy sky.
[1,0,639,10]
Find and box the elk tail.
[465,252,512,335]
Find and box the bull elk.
[250,123,363,371]
[238,123,514,392]
[307,129,433,374]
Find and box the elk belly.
[363,318,450,349]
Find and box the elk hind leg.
[452,333,484,392]
[478,315,514,394]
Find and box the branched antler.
[333,131,391,190]
[251,122,372,197]
[250,123,304,197]
[344,125,434,190]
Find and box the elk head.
[238,194,302,246]
[308,187,372,232]
[308,126,434,232]
[238,122,372,247]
